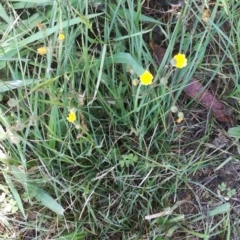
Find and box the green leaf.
[132,155,138,162]
[119,160,125,168]
[0,13,103,69]
[218,182,226,191]
[0,4,12,24]
[0,79,40,92]
[192,203,230,222]
[54,231,88,240]
[107,52,145,76]
[228,126,240,138]
[34,187,64,215]
[227,188,236,198]
[10,165,64,215]
[3,173,27,219]
[9,0,52,3]
[120,153,138,168]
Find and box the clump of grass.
[0,0,239,239]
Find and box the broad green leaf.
[228,126,240,138]
[10,165,64,215]
[34,187,64,215]
[106,52,145,76]
[0,79,40,92]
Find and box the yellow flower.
[139,71,153,85]
[58,33,65,41]
[67,111,76,123]
[173,53,187,69]
[37,47,47,55]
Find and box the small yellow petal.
[173,53,187,69]
[139,71,153,86]
[37,47,47,55]
[58,33,65,41]
[176,116,184,123]
[67,112,76,123]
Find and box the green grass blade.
[3,173,27,219]
[33,187,64,215]
[0,13,103,66]
[9,0,52,3]
[0,4,12,24]
[192,203,230,222]
[54,231,88,240]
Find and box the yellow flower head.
[67,111,76,123]
[37,47,47,55]
[58,33,65,41]
[139,70,153,85]
[173,53,187,69]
